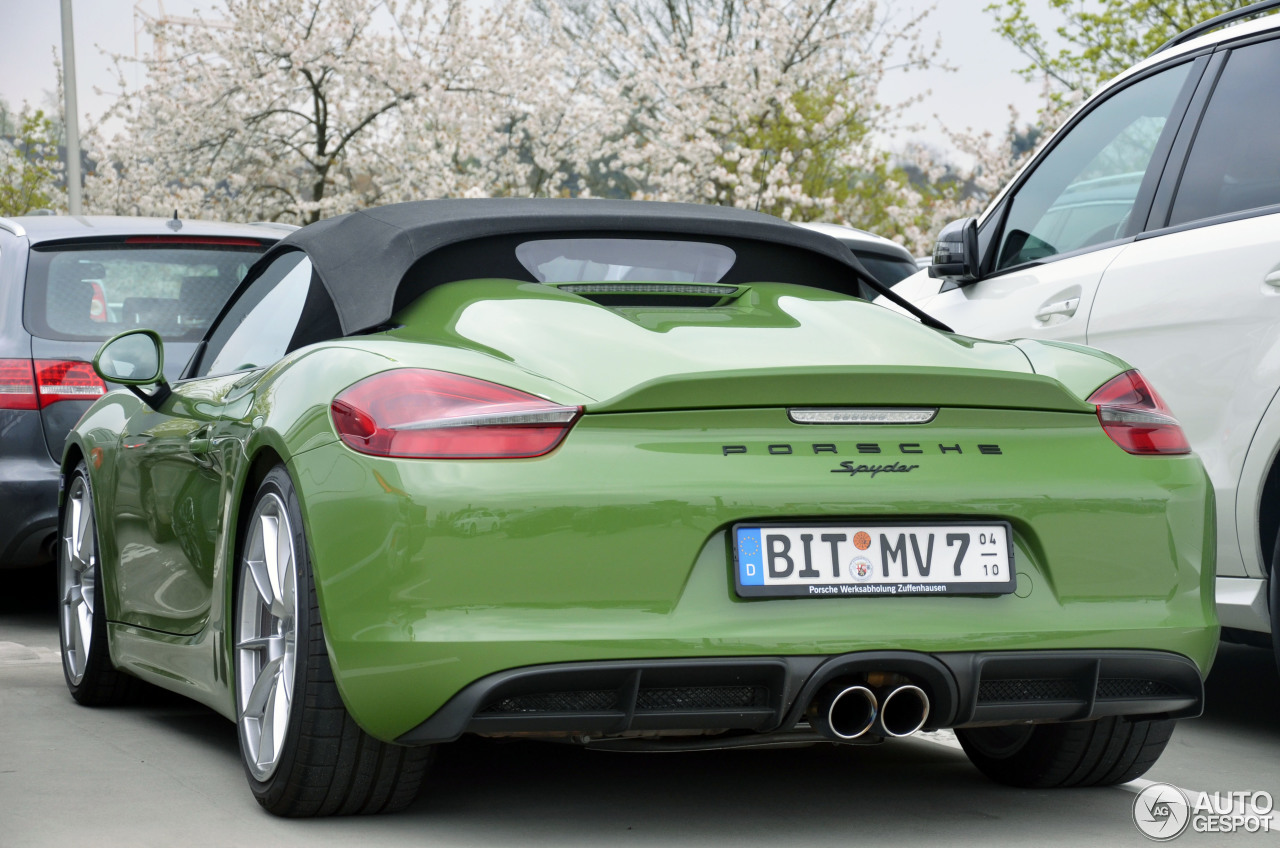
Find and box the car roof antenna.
[166,210,183,232]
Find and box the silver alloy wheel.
[59,475,97,685]
[235,491,299,782]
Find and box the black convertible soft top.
[267,198,945,334]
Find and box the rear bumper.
[396,649,1205,745]
[289,407,1217,741]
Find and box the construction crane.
[134,1,232,62]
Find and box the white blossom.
[81,0,1007,254]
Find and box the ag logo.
[1132,782,1190,841]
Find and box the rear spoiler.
[587,366,1096,414]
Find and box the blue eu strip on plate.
[737,527,765,586]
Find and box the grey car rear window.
[24,242,267,341]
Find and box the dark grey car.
[0,215,290,569]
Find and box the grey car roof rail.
[1152,0,1280,55]
[0,217,27,237]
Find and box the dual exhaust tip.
[808,681,930,741]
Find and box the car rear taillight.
[0,359,106,409]
[36,360,109,406]
[330,369,582,459]
[1088,370,1190,455]
[89,282,107,322]
[0,359,39,410]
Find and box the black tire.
[233,465,433,817]
[58,462,138,705]
[957,716,1176,788]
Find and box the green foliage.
[711,86,877,219]
[0,109,61,216]
[988,1,1258,101]
[709,85,938,238]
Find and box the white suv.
[887,3,1280,660]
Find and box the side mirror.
[93,329,171,408]
[928,217,980,283]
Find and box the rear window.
[516,238,736,283]
[24,241,268,341]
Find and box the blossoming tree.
[86,0,978,251]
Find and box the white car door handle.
[1035,298,1079,320]
[1264,270,1280,287]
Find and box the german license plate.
[733,521,1015,598]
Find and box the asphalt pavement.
[2,565,1278,847]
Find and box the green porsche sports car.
[58,200,1216,817]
